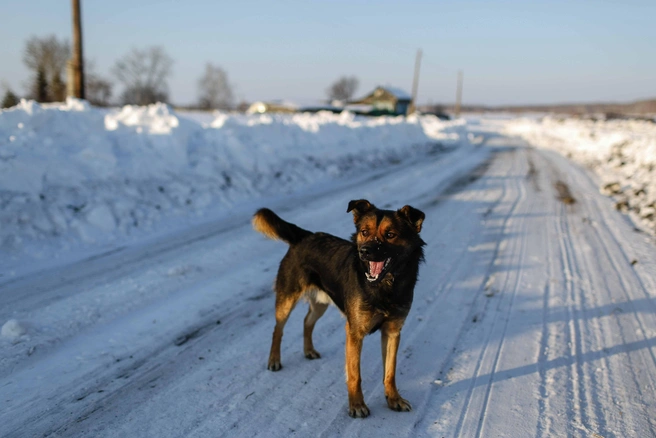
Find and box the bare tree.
[23,35,70,101]
[197,63,234,110]
[85,61,113,107]
[326,76,359,102]
[112,46,173,105]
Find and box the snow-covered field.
[1,103,656,437]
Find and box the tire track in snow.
[472,150,530,438]
[405,157,516,435]
[453,146,530,438]
[536,147,611,436]
[532,147,656,437]
[534,148,583,437]
[407,145,531,437]
[547,150,656,436]
[561,192,625,437]
[536,278,553,438]
[555,187,595,436]
[532,145,565,437]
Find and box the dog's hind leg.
[303,291,329,359]
[268,289,302,371]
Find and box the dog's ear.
[347,199,375,223]
[398,205,425,233]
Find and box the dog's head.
[347,199,425,284]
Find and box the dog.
[252,199,425,418]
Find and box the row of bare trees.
[2,35,235,110]
[3,34,362,110]
[23,35,69,102]
[16,35,112,106]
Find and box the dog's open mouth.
[365,258,391,282]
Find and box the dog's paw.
[386,395,412,412]
[348,402,371,418]
[267,360,282,371]
[304,349,321,360]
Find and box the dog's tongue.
[369,261,385,277]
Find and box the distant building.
[297,103,343,114]
[350,86,412,116]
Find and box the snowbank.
[504,116,656,233]
[0,99,465,266]
[1,319,28,341]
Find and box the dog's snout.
[359,242,382,260]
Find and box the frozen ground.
[1,105,656,437]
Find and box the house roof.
[351,86,413,105]
[380,86,412,100]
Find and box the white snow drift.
[0,99,465,270]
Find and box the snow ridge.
[0,99,464,269]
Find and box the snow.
[1,104,656,437]
[1,319,28,341]
[1,99,463,276]
[502,116,656,234]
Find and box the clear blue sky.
[1,0,654,106]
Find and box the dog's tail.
[252,208,312,245]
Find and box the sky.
[1,0,655,106]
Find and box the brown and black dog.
[252,199,425,418]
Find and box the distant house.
[350,86,412,116]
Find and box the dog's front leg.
[381,320,412,412]
[345,321,369,418]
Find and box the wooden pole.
[408,49,422,115]
[455,70,463,117]
[71,0,85,99]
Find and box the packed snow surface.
[1,104,656,437]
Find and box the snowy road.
[2,130,656,437]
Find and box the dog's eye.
[361,229,369,237]
[385,231,396,239]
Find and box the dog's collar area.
[365,258,391,282]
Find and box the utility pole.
[408,49,422,115]
[455,70,463,118]
[70,0,85,99]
